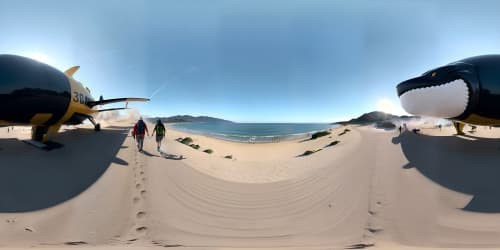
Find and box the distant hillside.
[150,115,232,123]
[337,111,417,125]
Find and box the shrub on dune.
[190,144,200,150]
[303,150,315,156]
[311,131,331,140]
[339,128,351,136]
[302,149,322,156]
[203,149,213,154]
[224,155,232,159]
[326,140,340,147]
[180,137,193,145]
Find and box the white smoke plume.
[95,109,143,127]
[392,117,453,129]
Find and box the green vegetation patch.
[339,128,351,136]
[203,149,214,154]
[190,144,200,150]
[311,131,331,140]
[302,148,322,156]
[224,155,233,159]
[326,140,340,147]
[180,137,193,145]
[303,150,315,156]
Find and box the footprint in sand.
[140,171,144,176]
[133,197,141,203]
[136,211,146,219]
[140,190,147,196]
[136,184,141,189]
[136,226,148,233]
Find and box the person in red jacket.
[132,117,149,152]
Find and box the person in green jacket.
[151,119,166,152]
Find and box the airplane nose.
[0,54,71,125]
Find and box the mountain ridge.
[149,115,232,123]
[337,111,416,125]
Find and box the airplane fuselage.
[0,55,96,127]
[0,54,148,144]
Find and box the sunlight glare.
[376,98,406,115]
[26,52,51,64]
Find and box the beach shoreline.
[166,122,340,144]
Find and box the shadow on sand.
[140,150,184,160]
[393,131,500,213]
[141,150,160,157]
[0,128,128,212]
[161,152,185,160]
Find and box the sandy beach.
[2,121,500,249]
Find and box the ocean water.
[169,122,339,143]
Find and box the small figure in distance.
[398,125,402,134]
[438,124,442,131]
[152,119,166,152]
[132,117,149,152]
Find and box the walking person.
[132,117,149,152]
[152,119,166,152]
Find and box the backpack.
[135,120,146,135]
[156,123,165,136]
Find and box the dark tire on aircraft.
[95,124,101,131]
[32,126,48,142]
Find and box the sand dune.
[2,123,500,249]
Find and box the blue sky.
[1,0,500,122]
